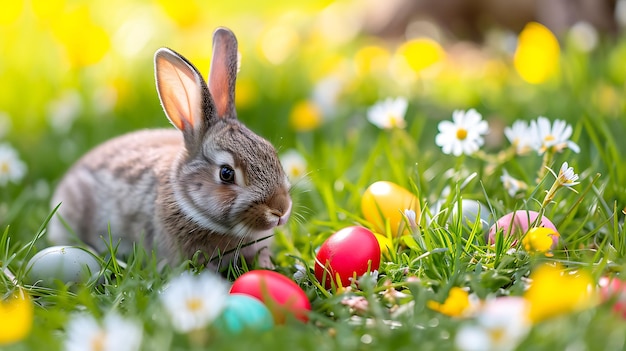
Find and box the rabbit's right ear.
[208,28,239,120]
[155,48,213,142]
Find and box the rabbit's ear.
[208,27,238,119]
[155,48,211,134]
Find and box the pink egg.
[230,270,311,323]
[314,226,381,289]
[599,277,626,318]
[488,210,559,248]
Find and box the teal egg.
[216,294,274,334]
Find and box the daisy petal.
[435,109,489,157]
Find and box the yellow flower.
[0,0,23,25]
[397,38,445,73]
[31,0,64,24]
[234,78,258,110]
[514,22,560,84]
[0,290,34,345]
[259,24,299,65]
[354,45,391,76]
[524,264,594,323]
[157,0,201,28]
[50,6,110,67]
[289,100,322,132]
[427,287,470,317]
[522,227,559,254]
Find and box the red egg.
[488,210,559,248]
[230,270,310,323]
[314,226,381,289]
[599,277,626,318]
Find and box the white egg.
[25,246,103,288]
[429,199,493,236]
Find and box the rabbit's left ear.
[155,48,215,150]
[208,27,239,120]
[155,48,206,131]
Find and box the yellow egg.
[374,233,394,256]
[361,181,421,236]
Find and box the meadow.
[2,0,626,350]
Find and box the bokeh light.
[514,22,560,84]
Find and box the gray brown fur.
[48,28,292,270]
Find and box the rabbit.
[47,27,292,270]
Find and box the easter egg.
[216,294,274,334]
[599,277,626,318]
[25,246,102,288]
[230,270,310,323]
[314,226,381,289]
[361,181,420,236]
[374,233,394,256]
[429,199,493,235]
[488,210,559,248]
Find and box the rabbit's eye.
[219,165,235,184]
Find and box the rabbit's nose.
[277,201,292,226]
[267,189,292,226]
[269,200,292,227]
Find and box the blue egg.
[216,294,274,334]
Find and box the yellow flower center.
[90,331,106,351]
[0,161,9,174]
[456,128,468,140]
[387,113,400,128]
[544,135,555,142]
[490,328,506,344]
[289,165,303,178]
[186,298,204,312]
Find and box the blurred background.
[1,0,626,238]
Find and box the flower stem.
[537,149,554,183]
[541,180,561,209]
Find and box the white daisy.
[65,312,143,351]
[504,120,535,155]
[557,162,579,187]
[500,169,528,197]
[160,271,229,333]
[531,117,580,155]
[568,22,598,53]
[0,143,27,186]
[435,109,489,156]
[280,149,308,185]
[455,297,530,351]
[543,162,581,206]
[366,97,408,129]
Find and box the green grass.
[3,2,626,350]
